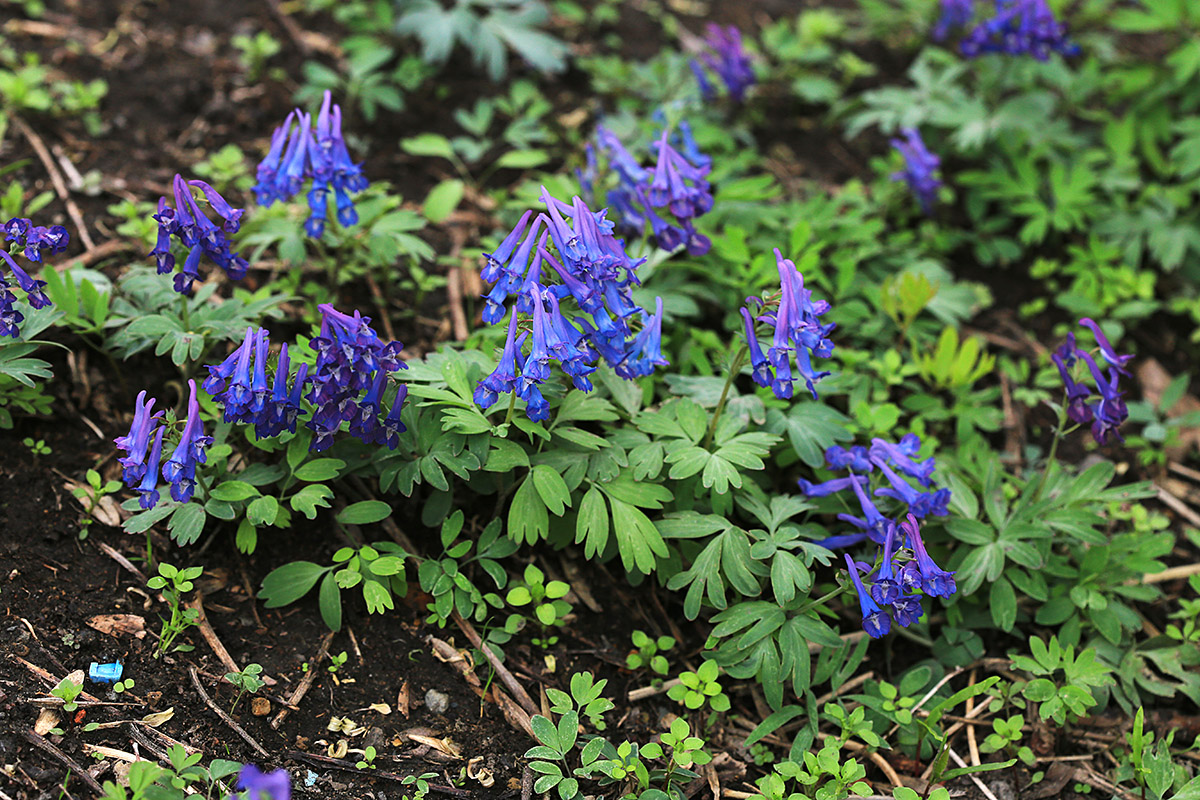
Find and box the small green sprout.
[51,677,83,712]
[668,660,730,712]
[626,630,675,675]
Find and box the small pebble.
[424,688,449,714]
[250,697,272,716]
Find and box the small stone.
[250,697,272,716]
[424,688,449,714]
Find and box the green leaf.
[260,562,328,607]
[495,149,549,170]
[318,572,343,631]
[608,497,668,575]
[290,483,333,519]
[423,179,464,223]
[401,133,455,160]
[209,480,258,502]
[167,503,206,546]
[293,458,346,482]
[337,501,392,525]
[989,577,1017,632]
[531,465,571,516]
[575,486,609,560]
[247,495,280,527]
[509,478,548,544]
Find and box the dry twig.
[271,631,334,730]
[451,612,538,716]
[20,729,103,794]
[285,749,472,797]
[11,115,96,250]
[188,667,268,758]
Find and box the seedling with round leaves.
[506,564,572,628]
[626,630,676,676]
[667,660,730,712]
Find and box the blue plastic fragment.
[304,770,319,788]
[88,661,123,684]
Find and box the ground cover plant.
[1,0,1199,798]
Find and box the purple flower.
[1053,320,1131,444]
[890,128,942,214]
[845,554,891,639]
[900,515,956,598]
[0,275,23,338]
[0,250,51,311]
[115,391,162,485]
[616,297,668,379]
[376,384,408,450]
[797,474,866,498]
[869,435,935,486]
[891,594,925,627]
[934,0,975,40]
[838,470,892,544]
[162,380,212,503]
[695,24,755,101]
[136,425,166,510]
[474,310,522,411]
[254,92,367,238]
[5,218,70,262]
[960,0,1078,60]
[870,522,902,606]
[745,249,835,400]
[825,445,874,473]
[150,175,247,293]
[237,764,291,800]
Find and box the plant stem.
[502,391,517,425]
[1034,396,1070,502]
[702,345,748,450]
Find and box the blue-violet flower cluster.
[150,174,248,293]
[890,128,942,214]
[114,380,212,509]
[798,434,951,548]
[690,24,755,102]
[4,217,69,262]
[0,249,53,338]
[475,188,667,421]
[202,307,408,453]
[587,122,713,256]
[1051,318,1131,445]
[254,90,368,239]
[844,514,956,639]
[740,248,835,400]
[951,0,1079,60]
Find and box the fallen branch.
[451,612,538,716]
[11,115,96,250]
[185,595,241,677]
[188,667,268,759]
[21,728,103,794]
[96,541,146,583]
[285,749,472,797]
[271,631,333,730]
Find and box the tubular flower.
[0,275,23,338]
[150,175,248,293]
[472,188,669,420]
[136,426,167,510]
[1053,320,1131,444]
[742,248,835,400]
[960,0,1078,60]
[693,24,755,101]
[4,217,69,262]
[114,391,162,485]
[870,522,902,606]
[593,123,713,256]
[845,554,892,639]
[0,250,52,317]
[899,514,957,598]
[890,128,942,214]
[254,91,368,239]
[161,380,212,503]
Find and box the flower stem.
[1035,396,1070,501]
[703,345,748,450]
[502,391,517,426]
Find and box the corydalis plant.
[798,435,951,549]
[843,514,955,639]
[202,306,408,453]
[114,380,212,508]
[1051,318,1131,445]
[4,217,69,262]
[150,175,248,293]
[475,188,667,421]
[954,0,1079,61]
[690,24,755,102]
[586,121,713,256]
[0,249,53,338]
[254,90,368,239]
[740,248,835,400]
[890,128,942,214]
